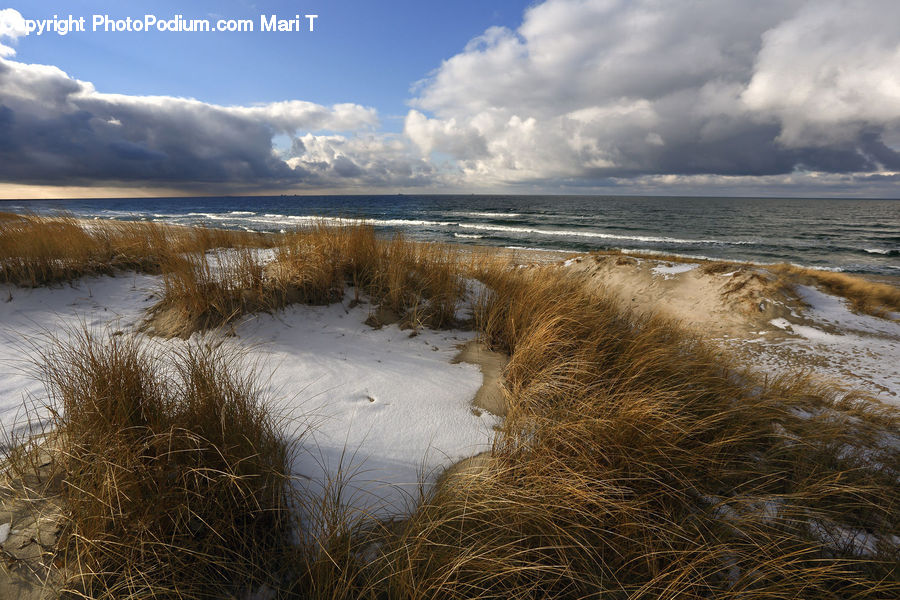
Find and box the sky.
[1,0,899,198]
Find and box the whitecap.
[458,223,750,245]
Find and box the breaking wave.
[457,223,752,245]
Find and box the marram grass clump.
[2,219,897,599]
[146,224,471,337]
[367,268,899,599]
[31,329,294,599]
[0,211,274,287]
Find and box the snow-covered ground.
[228,300,495,517]
[650,262,699,279]
[0,274,496,518]
[0,274,159,437]
[725,285,900,403]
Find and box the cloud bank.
[1,0,899,195]
[406,0,900,188]
[0,56,436,190]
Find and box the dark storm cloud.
[0,57,435,189]
[405,0,900,187]
[2,0,900,194]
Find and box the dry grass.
[17,328,294,599]
[700,260,740,275]
[145,248,278,338]
[146,224,470,337]
[1,220,897,598]
[274,224,471,329]
[0,212,274,287]
[771,263,900,316]
[365,268,899,599]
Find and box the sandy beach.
[558,253,900,402]
[1,215,898,597]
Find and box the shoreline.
[4,203,896,278]
[4,215,898,400]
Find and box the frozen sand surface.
[731,285,900,402]
[794,285,898,337]
[566,254,900,403]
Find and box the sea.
[3,195,899,276]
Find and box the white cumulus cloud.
[0,8,27,57]
[742,0,900,149]
[405,0,900,184]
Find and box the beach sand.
[555,253,900,403]
[1,227,898,596]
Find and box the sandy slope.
[1,248,897,595]
[559,254,900,403]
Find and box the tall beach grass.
[146,224,471,337]
[372,267,898,598]
[0,212,273,287]
[14,329,294,599]
[0,215,897,598]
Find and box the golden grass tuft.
[368,267,899,599]
[700,260,739,275]
[275,224,469,329]
[144,248,279,338]
[146,223,470,337]
[0,212,274,287]
[26,328,294,599]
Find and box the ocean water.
[4,195,899,276]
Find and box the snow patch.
[0,276,497,519]
[747,289,900,401]
[796,285,898,336]
[769,318,792,330]
[651,263,698,279]
[0,275,159,436]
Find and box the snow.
[769,318,791,330]
[788,324,845,344]
[0,275,496,518]
[702,494,898,560]
[735,286,900,402]
[0,275,160,438]
[808,521,898,557]
[651,263,698,279]
[200,247,278,276]
[795,285,898,337]
[225,298,495,516]
[456,277,487,322]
